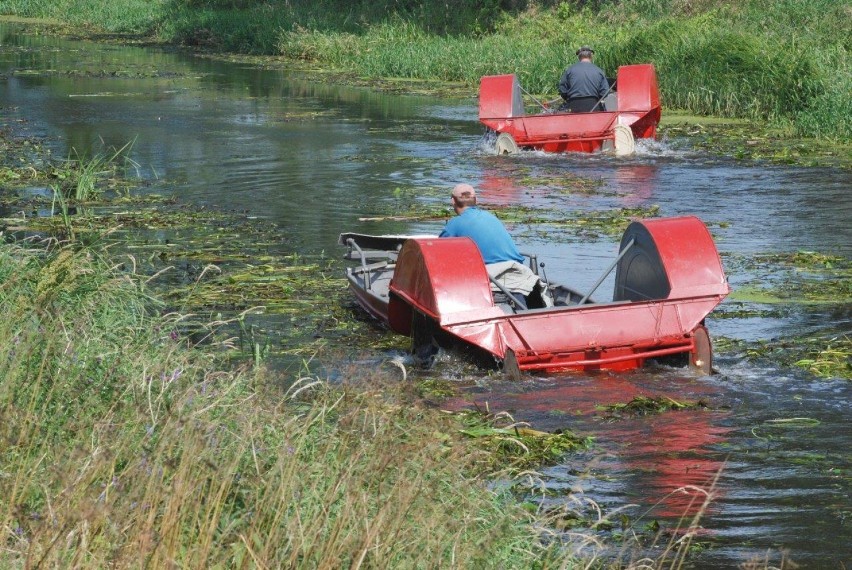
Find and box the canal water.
[1,22,849,568]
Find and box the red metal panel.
[479,114,617,152]
[388,237,501,325]
[632,217,729,299]
[443,296,721,367]
[617,64,660,113]
[515,113,617,146]
[479,74,525,119]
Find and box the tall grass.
[0,0,165,33]
[0,238,575,567]
[2,0,848,138]
[276,1,849,138]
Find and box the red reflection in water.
[444,373,731,520]
[614,164,657,206]
[477,170,526,206]
[605,411,730,519]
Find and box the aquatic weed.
[598,395,709,421]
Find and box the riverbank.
[0,215,601,567]
[1,0,850,144]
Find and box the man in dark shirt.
[558,46,610,113]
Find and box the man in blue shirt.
[440,183,552,311]
[439,183,524,264]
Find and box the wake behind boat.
[340,216,729,378]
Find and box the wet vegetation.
[0,239,586,567]
[0,127,742,567]
[658,118,852,169]
[716,250,851,379]
[455,408,594,469]
[2,0,849,144]
[1,129,611,567]
[598,395,710,420]
[717,335,851,380]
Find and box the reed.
[0,238,571,568]
[49,139,138,202]
[3,0,848,138]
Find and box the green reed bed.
[4,0,849,140]
[271,0,850,140]
[0,238,586,568]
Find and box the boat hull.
[340,216,728,375]
[479,64,661,154]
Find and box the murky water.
[1,23,849,568]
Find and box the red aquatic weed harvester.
[479,64,661,156]
[341,216,729,378]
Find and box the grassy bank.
[1,0,850,141]
[0,237,587,567]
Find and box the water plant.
[454,408,594,470]
[598,395,709,420]
[0,237,585,568]
[717,335,851,380]
[54,139,139,201]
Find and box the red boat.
[340,216,729,378]
[479,64,661,155]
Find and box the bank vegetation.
[0,237,578,567]
[1,0,849,141]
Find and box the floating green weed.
[753,250,848,270]
[719,334,851,380]
[518,172,605,195]
[793,335,851,379]
[453,409,593,471]
[659,120,851,168]
[726,250,851,306]
[598,395,708,420]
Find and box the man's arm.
[597,71,610,99]
[439,217,458,238]
[558,69,570,100]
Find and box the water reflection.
[613,164,657,206]
[478,165,528,206]
[444,372,731,520]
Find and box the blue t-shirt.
[439,207,524,264]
